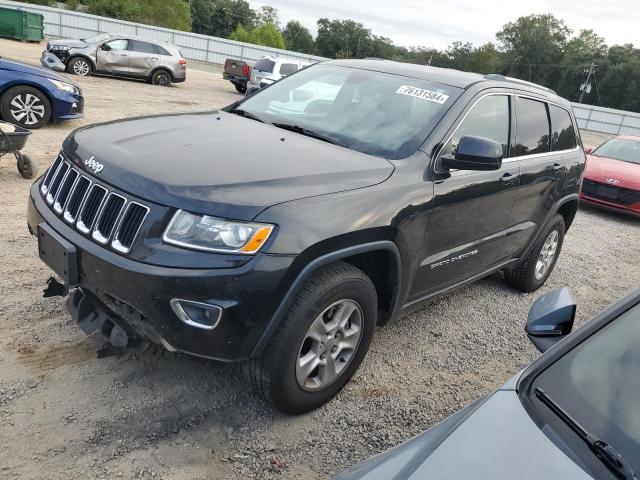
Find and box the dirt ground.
[0,39,638,480]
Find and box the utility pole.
[578,63,597,103]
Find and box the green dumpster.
[0,7,44,42]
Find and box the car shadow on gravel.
[578,203,639,225]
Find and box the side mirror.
[584,146,593,155]
[100,43,111,51]
[526,287,576,353]
[441,136,503,171]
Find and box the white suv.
[245,57,310,96]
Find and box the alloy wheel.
[535,230,559,280]
[156,73,169,86]
[73,59,90,76]
[296,299,363,391]
[10,94,46,126]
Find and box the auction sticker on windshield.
[396,85,449,104]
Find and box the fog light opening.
[170,299,222,330]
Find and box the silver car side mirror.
[525,287,576,353]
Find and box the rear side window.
[254,58,276,73]
[279,63,298,76]
[515,98,550,156]
[129,40,155,54]
[154,44,171,56]
[442,95,511,158]
[549,105,577,151]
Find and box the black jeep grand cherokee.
[28,60,585,414]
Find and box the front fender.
[250,240,402,356]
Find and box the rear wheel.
[0,85,51,129]
[68,57,92,76]
[504,214,566,292]
[151,69,172,87]
[234,83,246,94]
[246,262,377,414]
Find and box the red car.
[581,135,640,217]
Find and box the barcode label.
[396,85,449,104]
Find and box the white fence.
[0,0,326,65]
[2,1,640,136]
[571,103,640,137]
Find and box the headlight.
[47,79,80,95]
[50,45,70,51]
[163,210,274,254]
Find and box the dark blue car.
[0,56,83,129]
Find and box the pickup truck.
[222,58,250,94]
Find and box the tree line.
[22,0,640,112]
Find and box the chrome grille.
[64,176,90,223]
[77,184,107,234]
[40,156,149,254]
[112,203,148,253]
[45,161,69,204]
[53,168,78,213]
[92,193,125,244]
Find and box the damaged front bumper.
[41,50,67,71]
[28,181,296,361]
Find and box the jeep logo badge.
[606,178,620,184]
[84,156,104,174]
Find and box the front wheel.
[151,70,172,87]
[0,85,51,129]
[504,214,566,292]
[246,262,377,414]
[68,57,92,76]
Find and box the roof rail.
[484,74,557,95]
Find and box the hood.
[585,155,640,190]
[0,58,73,84]
[48,38,89,49]
[336,390,591,480]
[63,112,395,220]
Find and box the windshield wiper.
[535,388,637,480]
[271,123,342,146]
[229,108,264,123]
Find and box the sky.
[248,0,639,49]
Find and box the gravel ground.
[1,39,639,480]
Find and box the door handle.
[552,163,563,171]
[500,172,517,183]
[150,57,158,61]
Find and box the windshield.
[592,138,640,164]
[238,64,462,159]
[531,302,640,474]
[82,33,111,43]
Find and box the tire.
[16,152,37,179]
[234,83,247,94]
[0,85,51,129]
[67,57,92,76]
[246,261,377,414]
[151,69,172,87]
[505,214,566,292]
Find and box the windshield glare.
[532,302,640,473]
[592,138,640,164]
[83,33,111,43]
[239,64,462,159]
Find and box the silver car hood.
[336,389,593,480]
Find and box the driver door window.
[441,94,511,159]
[102,39,129,51]
[97,39,130,73]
